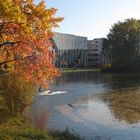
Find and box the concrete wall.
[53,32,88,50]
[53,32,88,68]
[53,33,107,68]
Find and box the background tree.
[104,18,140,70]
[0,0,63,87]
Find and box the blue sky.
[35,0,140,39]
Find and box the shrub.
[0,73,36,116]
[0,117,49,140]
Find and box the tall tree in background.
[0,0,63,87]
[105,18,140,69]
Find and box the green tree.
[105,18,140,70]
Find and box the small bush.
[0,73,36,116]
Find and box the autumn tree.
[103,18,140,71]
[0,0,63,87]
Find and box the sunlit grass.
[0,117,85,140]
[61,68,100,73]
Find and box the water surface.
[31,72,140,140]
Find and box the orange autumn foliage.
[0,0,63,87]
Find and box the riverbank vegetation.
[0,117,84,140]
[0,74,36,116]
[103,18,140,72]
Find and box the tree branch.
[0,55,33,66]
[0,42,18,48]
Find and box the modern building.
[87,38,103,67]
[87,40,99,66]
[52,32,108,68]
[53,32,88,68]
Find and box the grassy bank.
[0,94,83,140]
[60,68,100,73]
[0,117,83,140]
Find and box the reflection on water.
[31,72,140,140]
[101,87,140,123]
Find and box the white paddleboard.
[37,90,67,96]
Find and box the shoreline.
[59,68,101,73]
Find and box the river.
[31,71,140,140]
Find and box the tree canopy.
[0,0,63,87]
[103,18,140,69]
